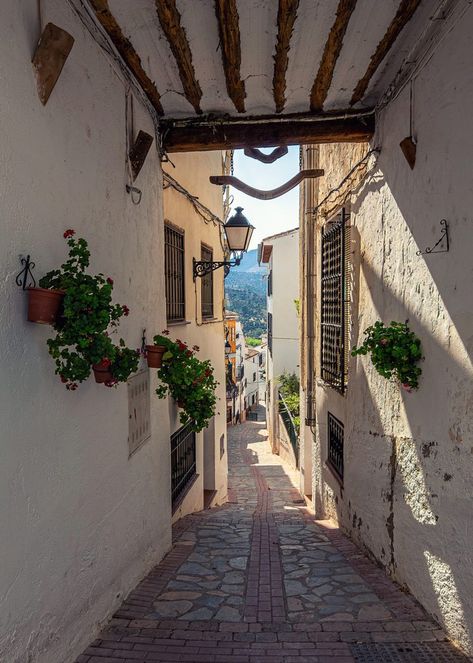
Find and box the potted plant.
[352,320,423,391]
[146,332,168,368]
[153,333,218,432]
[39,231,136,390]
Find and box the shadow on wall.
[345,188,473,653]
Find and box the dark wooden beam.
[160,110,374,152]
[244,146,288,163]
[155,0,202,114]
[209,169,324,200]
[351,0,422,105]
[89,0,163,115]
[310,0,357,112]
[273,0,300,114]
[215,0,246,113]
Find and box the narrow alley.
[76,411,468,663]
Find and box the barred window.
[165,223,185,322]
[267,312,273,355]
[328,412,344,482]
[201,244,214,318]
[320,208,349,393]
[267,270,273,296]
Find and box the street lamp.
[193,207,254,279]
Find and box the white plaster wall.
[0,3,171,662]
[244,355,259,407]
[163,151,228,521]
[308,8,473,654]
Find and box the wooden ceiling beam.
[351,0,422,106]
[273,0,300,114]
[89,0,163,115]
[160,110,375,152]
[155,0,202,114]
[310,0,357,112]
[215,0,246,113]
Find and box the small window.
[328,412,344,482]
[253,372,256,382]
[165,223,185,322]
[267,270,273,296]
[201,244,214,318]
[267,312,273,355]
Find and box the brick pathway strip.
[76,412,471,662]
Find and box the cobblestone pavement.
[77,415,470,662]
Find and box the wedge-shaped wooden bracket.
[243,146,288,163]
[400,136,417,169]
[209,169,324,200]
[129,130,154,180]
[32,23,74,105]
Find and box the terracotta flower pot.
[177,400,185,408]
[27,287,64,325]
[93,363,113,384]
[146,344,165,368]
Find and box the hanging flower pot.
[27,286,64,324]
[146,344,166,368]
[92,358,113,384]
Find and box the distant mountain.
[225,249,267,338]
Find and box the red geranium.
[106,277,114,286]
[99,357,111,368]
[122,305,130,316]
[63,229,75,238]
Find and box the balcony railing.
[171,422,196,506]
[278,391,299,467]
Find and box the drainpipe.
[305,146,318,426]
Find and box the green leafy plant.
[40,230,135,389]
[153,332,218,432]
[278,372,300,432]
[351,320,423,391]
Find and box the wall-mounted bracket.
[193,256,240,280]
[209,169,324,200]
[16,255,36,289]
[416,219,450,256]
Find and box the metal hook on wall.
[416,219,450,256]
[16,255,36,289]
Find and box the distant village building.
[258,229,300,458]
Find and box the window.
[327,412,344,482]
[165,223,185,322]
[253,372,256,382]
[170,422,196,507]
[201,244,214,318]
[267,312,273,355]
[267,269,273,296]
[320,208,349,393]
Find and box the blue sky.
[229,146,300,250]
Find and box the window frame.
[200,243,214,319]
[164,222,186,323]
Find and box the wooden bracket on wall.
[129,130,154,180]
[400,136,417,169]
[32,23,74,105]
[209,169,324,200]
[243,146,288,163]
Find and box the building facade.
[298,7,473,654]
[259,230,300,454]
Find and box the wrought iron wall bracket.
[193,256,240,279]
[16,255,36,289]
[416,219,450,256]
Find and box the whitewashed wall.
[0,2,171,662]
[308,8,473,655]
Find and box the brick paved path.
[77,416,469,662]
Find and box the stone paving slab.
[76,415,470,662]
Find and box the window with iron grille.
[267,312,273,355]
[201,244,214,318]
[327,412,344,481]
[165,223,185,322]
[320,208,349,393]
[268,270,273,296]
[170,422,196,507]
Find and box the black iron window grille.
[320,208,349,393]
[171,422,196,506]
[267,270,273,296]
[165,223,185,322]
[268,312,273,355]
[327,412,344,481]
[201,244,214,318]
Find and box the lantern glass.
[224,207,254,253]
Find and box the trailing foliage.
[40,231,137,389]
[245,337,261,347]
[153,332,218,433]
[278,372,300,432]
[351,320,423,391]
